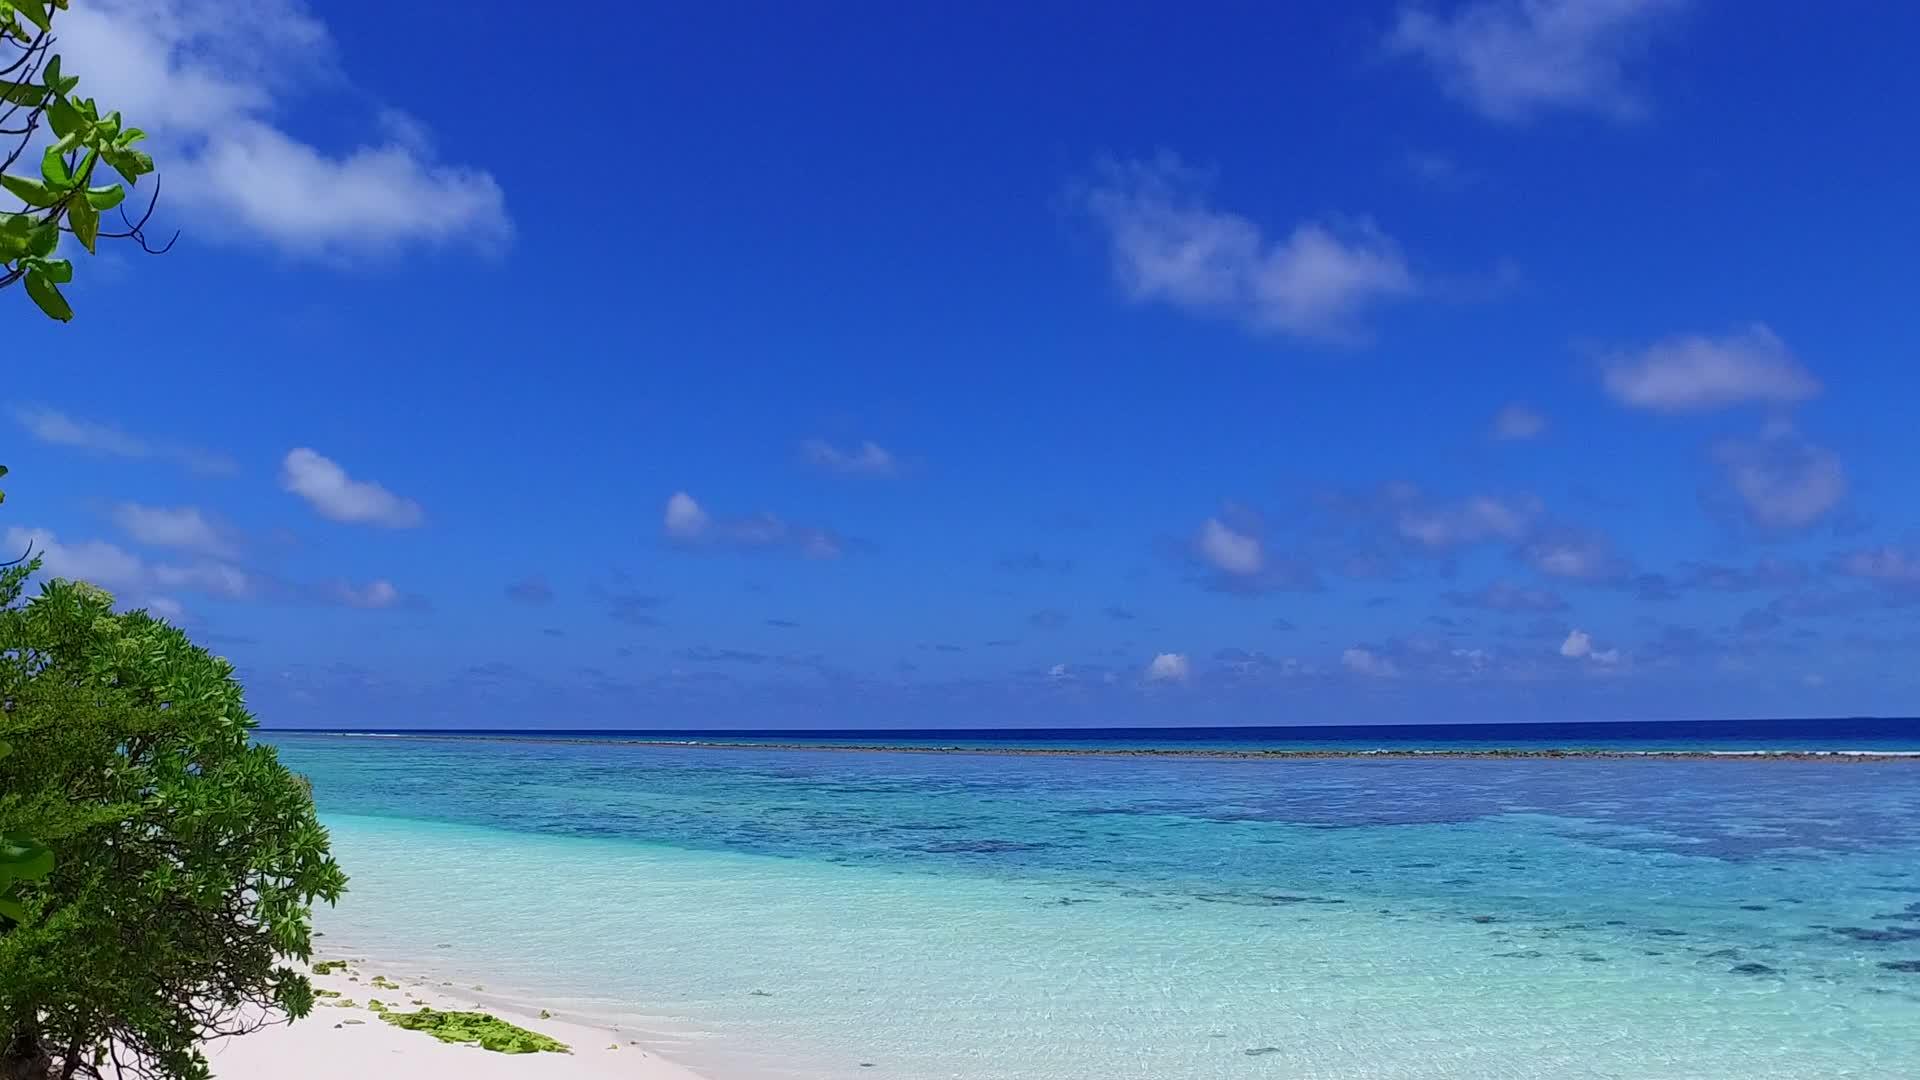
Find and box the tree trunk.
[0,1024,51,1080]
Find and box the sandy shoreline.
[203,957,712,1080]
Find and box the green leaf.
[0,838,54,880]
[85,184,124,211]
[102,148,153,184]
[0,895,27,924]
[0,82,46,106]
[40,145,71,187]
[46,97,83,139]
[27,219,58,257]
[13,0,50,32]
[24,268,72,321]
[67,191,96,252]
[0,213,30,258]
[0,173,60,207]
[26,256,72,283]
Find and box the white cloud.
[1397,494,1537,548]
[1388,0,1688,124]
[1079,155,1416,342]
[5,526,252,602]
[280,448,424,528]
[1145,652,1191,682]
[1713,423,1845,529]
[801,439,897,476]
[144,596,186,622]
[1560,628,1620,664]
[325,579,400,609]
[11,405,236,474]
[662,492,841,558]
[1196,517,1263,576]
[1518,529,1629,582]
[664,492,710,539]
[1602,325,1819,413]
[6,526,410,612]
[109,503,237,557]
[1342,646,1400,678]
[1489,402,1547,441]
[1834,546,1920,586]
[1047,663,1072,680]
[56,0,510,258]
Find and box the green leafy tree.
[2,0,167,322]
[0,465,51,934]
[0,565,347,1080]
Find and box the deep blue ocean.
[274,715,1920,753]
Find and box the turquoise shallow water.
[271,735,1920,1079]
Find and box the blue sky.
[7,0,1920,728]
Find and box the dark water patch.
[1739,904,1770,911]
[1194,892,1341,907]
[1494,949,1544,959]
[917,839,1049,854]
[1730,963,1779,976]
[1243,1047,1282,1057]
[1831,926,1920,943]
[1645,928,1687,937]
[1880,960,1920,973]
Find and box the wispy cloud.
[1446,579,1569,613]
[1488,402,1547,441]
[109,503,240,558]
[1831,546,1920,588]
[505,574,555,607]
[58,0,510,258]
[997,551,1073,575]
[662,492,842,558]
[1077,154,1416,343]
[280,448,425,528]
[1713,422,1846,530]
[1395,492,1539,549]
[1341,646,1401,678]
[5,526,410,612]
[1601,325,1819,413]
[11,405,236,474]
[801,439,898,476]
[1195,517,1264,576]
[1184,511,1320,594]
[1027,609,1070,631]
[1516,527,1632,582]
[1388,0,1689,124]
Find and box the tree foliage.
[2,0,168,323]
[0,465,49,932]
[0,563,348,1080]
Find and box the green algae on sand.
[380,1008,570,1054]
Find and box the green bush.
[0,563,348,1080]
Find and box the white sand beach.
[202,961,711,1080]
